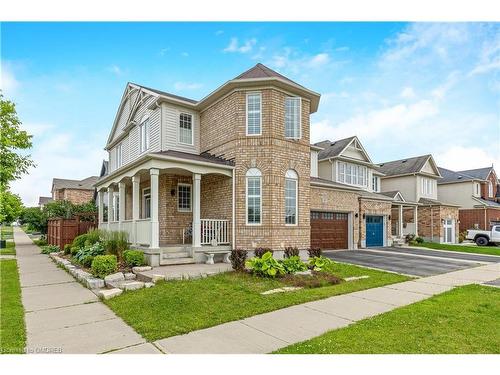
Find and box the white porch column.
[97,190,104,225]
[107,186,114,230]
[132,175,140,245]
[192,173,202,248]
[118,182,126,231]
[150,168,160,249]
[414,206,419,236]
[398,204,404,238]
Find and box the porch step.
[160,257,196,266]
[163,251,190,259]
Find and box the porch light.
[388,215,391,220]
[355,213,359,218]
[362,214,366,219]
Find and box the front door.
[443,219,455,243]
[366,215,384,247]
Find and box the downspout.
[484,207,487,230]
[430,205,434,242]
[232,168,236,250]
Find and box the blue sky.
[1,22,499,205]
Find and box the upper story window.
[372,176,380,192]
[246,168,262,225]
[246,92,262,136]
[178,183,192,212]
[421,177,435,196]
[474,182,481,197]
[142,188,151,219]
[285,97,301,139]
[285,169,298,225]
[488,181,493,197]
[116,143,123,169]
[139,117,150,153]
[179,113,193,145]
[337,161,367,188]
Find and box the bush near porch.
[104,261,410,341]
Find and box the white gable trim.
[338,136,373,164]
[419,155,442,178]
[394,191,406,202]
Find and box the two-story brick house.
[52,176,98,205]
[377,155,460,243]
[95,64,321,265]
[437,166,500,232]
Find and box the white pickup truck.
[466,225,500,246]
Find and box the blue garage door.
[366,216,384,247]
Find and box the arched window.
[285,169,298,225]
[139,115,150,153]
[246,168,262,224]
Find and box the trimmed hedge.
[123,250,145,267]
[91,255,117,278]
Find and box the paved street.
[323,247,497,276]
[14,227,160,354]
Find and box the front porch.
[390,202,419,243]
[96,152,235,266]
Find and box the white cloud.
[174,82,202,90]
[435,146,500,171]
[1,63,20,94]
[307,53,330,68]
[431,70,461,100]
[159,48,169,56]
[108,65,123,75]
[223,38,257,53]
[215,30,224,36]
[400,87,416,99]
[181,52,189,57]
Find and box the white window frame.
[177,183,192,212]
[474,182,481,197]
[488,181,493,197]
[372,176,380,192]
[142,187,151,219]
[285,97,301,139]
[115,143,123,169]
[246,92,262,136]
[285,169,298,226]
[336,161,368,188]
[139,116,150,153]
[179,113,194,145]
[246,168,262,225]
[421,177,435,196]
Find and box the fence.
[47,213,98,250]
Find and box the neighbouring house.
[95,63,321,265]
[377,155,460,244]
[437,166,500,232]
[52,176,99,205]
[38,196,53,208]
[310,136,403,249]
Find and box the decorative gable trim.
[337,136,373,164]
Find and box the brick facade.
[459,207,500,232]
[417,205,459,242]
[52,188,94,205]
[358,199,392,247]
[480,171,498,201]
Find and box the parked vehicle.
[466,225,500,246]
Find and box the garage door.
[366,215,384,247]
[310,211,349,249]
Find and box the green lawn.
[0,226,15,255]
[0,260,26,354]
[276,284,500,354]
[414,242,500,256]
[105,262,409,341]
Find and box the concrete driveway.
[324,247,500,277]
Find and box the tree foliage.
[20,207,47,233]
[0,93,35,191]
[0,190,24,223]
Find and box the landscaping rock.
[151,274,165,283]
[98,288,123,300]
[345,275,370,282]
[124,272,136,280]
[74,269,93,282]
[121,281,145,291]
[132,266,152,273]
[296,270,313,276]
[86,278,105,289]
[145,282,154,288]
[261,287,303,295]
[104,272,125,287]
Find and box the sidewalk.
[14,227,161,354]
[154,262,499,354]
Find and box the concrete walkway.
[13,227,161,354]
[154,262,499,354]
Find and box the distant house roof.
[131,82,198,104]
[418,197,459,207]
[437,167,477,184]
[315,137,356,160]
[153,150,235,167]
[456,167,493,181]
[358,190,395,201]
[38,196,53,206]
[472,197,500,208]
[378,155,434,177]
[52,176,99,191]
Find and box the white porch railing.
[201,219,230,245]
[121,220,134,243]
[136,219,152,246]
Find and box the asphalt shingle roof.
[234,63,304,88]
[153,150,235,167]
[131,83,198,104]
[437,167,476,184]
[315,137,356,160]
[456,167,492,181]
[377,155,432,177]
[473,197,500,208]
[38,196,53,205]
[52,176,99,191]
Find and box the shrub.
[254,247,273,258]
[308,256,333,271]
[229,249,247,271]
[40,245,60,254]
[405,234,416,243]
[70,246,80,256]
[82,256,95,268]
[64,244,71,255]
[458,231,467,243]
[307,247,322,258]
[74,242,105,265]
[34,239,48,246]
[281,256,308,274]
[102,230,129,260]
[72,233,88,249]
[246,251,285,278]
[415,236,424,244]
[85,228,101,246]
[284,246,299,258]
[91,255,118,278]
[123,250,145,267]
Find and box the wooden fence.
[47,213,98,250]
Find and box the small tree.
[20,207,47,233]
[0,190,24,224]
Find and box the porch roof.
[419,197,460,208]
[152,150,235,167]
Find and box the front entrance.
[310,211,349,249]
[443,219,455,243]
[366,215,384,247]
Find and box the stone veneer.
[53,188,94,205]
[417,205,459,243]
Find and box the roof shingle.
[378,155,432,177]
[52,176,99,191]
